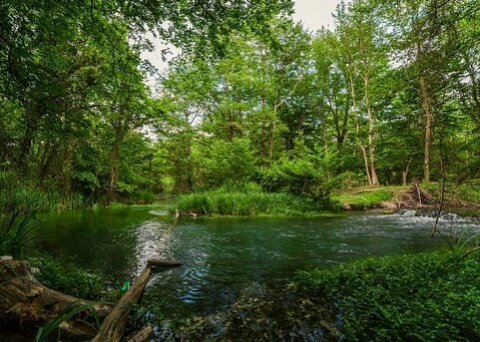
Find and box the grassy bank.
[297,251,480,340]
[175,189,331,217]
[423,181,480,207]
[333,183,480,211]
[331,186,402,210]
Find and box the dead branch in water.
[92,259,182,342]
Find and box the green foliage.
[0,172,86,214]
[332,188,395,209]
[199,138,256,189]
[260,140,331,203]
[0,172,86,257]
[298,251,480,340]
[30,257,106,300]
[176,187,327,217]
[423,182,480,206]
[34,303,101,342]
[0,213,35,258]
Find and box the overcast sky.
[142,0,343,74]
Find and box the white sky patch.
[293,0,342,32]
[141,0,344,75]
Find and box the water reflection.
[34,208,480,321]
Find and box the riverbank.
[174,183,480,218]
[333,183,480,211]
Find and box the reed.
[176,189,328,217]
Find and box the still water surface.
[33,207,479,322]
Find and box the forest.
[1,0,480,341]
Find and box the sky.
[142,0,343,75]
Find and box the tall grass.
[0,212,35,257]
[0,172,86,257]
[176,188,328,217]
[331,188,394,209]
[0,172,86,215]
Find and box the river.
[31,206,480,338]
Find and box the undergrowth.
[297,251,480,340]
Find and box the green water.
[31,207,477,333]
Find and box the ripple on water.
[33,209,480,336]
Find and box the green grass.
[297,251,480,340]
[175,190,329,217]
[422,181,480,206]
[332,187,400,210]
[0,212,35,258]
[29,257,108,300]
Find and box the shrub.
[259,141,331,204]
[297,251,480,340]
[196,138,256,188]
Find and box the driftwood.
[92,259,182,342]
[0,258,112,339]
[0,257,182,341]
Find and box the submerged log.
[125,325,154,342]
[0,259,111,339]
[92,258,182,342]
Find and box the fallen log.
[0,258,111,340]
[92,259,182,342]
[125,325,154,342]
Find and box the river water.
[32,207,480,335]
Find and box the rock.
[0,256,13,261]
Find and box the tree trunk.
[402,157,413,186]
[360,145,372,187]
[17,116,37,171]
[350,72,372,187]
[1,258,182,341]
[107,122,125,203]
[420,74,433,183]
[364,70,379,187]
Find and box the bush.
[297,251,480,340]
[259,141,331,203]
[196,138,256,188]
[175,188,328,216]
